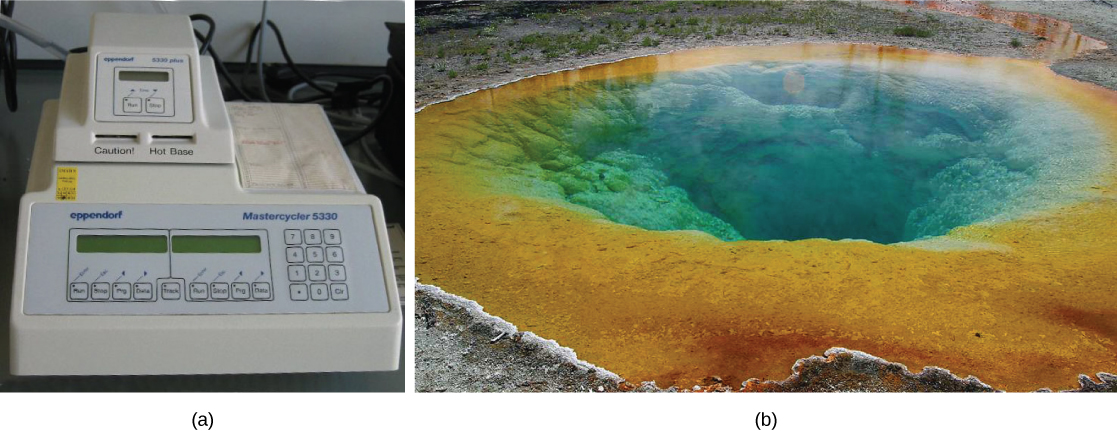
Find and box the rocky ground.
[415,283,624,392]
[415,1,1117,108]
[418,283,1117,392]
[414,1,1117,392]
[992,0,1117,91]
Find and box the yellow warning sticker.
[56,167,78,201]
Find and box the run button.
[122,97,142,113]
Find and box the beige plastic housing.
[53,13,235,164]
[10,102,401,376]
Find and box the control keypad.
[287,228,348,301]
[65,227,349,305]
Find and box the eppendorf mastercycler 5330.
[9,13,400,375]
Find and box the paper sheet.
[228,102,362,192]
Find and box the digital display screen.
[172,236,262,253]
[76,235,168,253]
[118,70,170,82]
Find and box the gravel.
[415,283,624,392]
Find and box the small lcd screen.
[118,70,170,82]
[76,235,168,253]
[172,236,262,253]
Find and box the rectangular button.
[134,282,154,300]
[160,280,182,300]
[306,247,324,263]
[330,283,349,300]
[326,246,344,262]
[252,282,272,300]
[308,265,327,282]
[69,282,89,301]
[288,265,306,281]
[304,229,322,245]
[290,283,309,301]
[122,97,142,113]
[91,282,111,300]
[310,283,329,301]
[145,97,165,114]
[112,282,131,300]
[211,282,230,300]
[232,282,251,299]
[324,229,341,245]
[328,265,346,281]
[189,282,208,300]
[286,247,305,263]
[284,229,302,245]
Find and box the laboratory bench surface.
[0,68,405,392]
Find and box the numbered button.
[287,265,306,282]
[252,282,272,300]
[324,229,341,245]
[307,247,324,263]
[69,282,89,301]
[326,247,344,263]
[232,282,251,299]
[304,229,322,245]
[112,282,132,300]
[330,284,349,301]
[286,247,305,263]
[91,282,111,300]
[310,283,329,301]
[328,265,346,281]
[134,282,154,301]
[284,229,302,245]
[290,283,308,301]
[211,282,230,300]
[308,265,327,282]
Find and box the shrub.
[893,26,932,37]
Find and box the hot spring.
[475,61,1105,244]
[416,45,1117,391]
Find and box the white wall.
[13,0,404,66]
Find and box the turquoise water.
[477,62,1106,243]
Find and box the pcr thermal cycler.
[9,13,400,375]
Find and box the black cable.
[189,14,215,55]
[246,19,333,97]
[194,29,251,101]
[1,0,18,112]
[311,72,385,80]
[288,87,384,104]
[341,74,392,147]
[186,14,250,102]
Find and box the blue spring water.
[481,62,1107,243]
